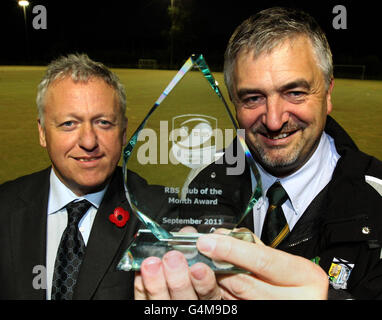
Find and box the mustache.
[250,119,308,136]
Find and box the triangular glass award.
[117,54,262,273]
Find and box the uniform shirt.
[250,132,341,238]
[45,169,107,299]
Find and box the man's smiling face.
[232,36,334,177]
[38,76,127,196]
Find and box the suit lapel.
[11,168,50,299]
[74,168,137,299]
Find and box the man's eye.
[285,91,307,102]
[289,91,304,96]
[62,121,74,127]
[60,120,76,131]
[59,121,76,131]
[97,120,113,127]
[241,95,265,108]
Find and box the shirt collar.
[255,132,339,215]
[47,168,107,215]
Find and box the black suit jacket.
[0,167,141,300]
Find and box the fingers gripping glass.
[117,54,263,273]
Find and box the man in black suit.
[0,53,139,299]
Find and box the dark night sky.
[1,0,381,76]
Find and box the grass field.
[0,66,381,184]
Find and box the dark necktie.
[261,182,289,248]
[51,199,91,300]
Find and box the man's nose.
[79,123,98,151]
[262,96,288,131]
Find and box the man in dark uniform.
[135,7,382,300]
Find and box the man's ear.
[38,119,47,148]
[326,78,335,115]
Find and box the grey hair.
[224,7,333,97]
[36,53,126,126]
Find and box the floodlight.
[18,0,30,7]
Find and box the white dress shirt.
[250,132,341,238]
[46,169,107,299]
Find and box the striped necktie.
[261,182,289,248]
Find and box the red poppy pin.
[109,207,130,227]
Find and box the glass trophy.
[117,54,262,273]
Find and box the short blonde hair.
[36,53,126,127]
